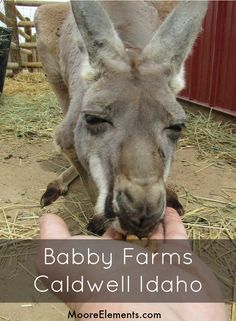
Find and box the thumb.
[164,207,188,240]
[39,213,71,239]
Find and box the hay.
[1,188,235,240]
[0,72,62,140]
[0,192,94,240]
[179,190,236,311]
[180,110,236,167]
[181,191,236,239]
[0,204,40,239]
[3,72,50,95]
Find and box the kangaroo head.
[71,0,208,237]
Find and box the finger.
[150,222,164,240]
[163,207,188,240]
[39,213,71,239]
[102,228,117,239]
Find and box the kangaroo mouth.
[117,203,165,238]
[118,216,162,239]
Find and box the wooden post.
[13,0,57,6]
[0,12,13,26]
[16,8,25,21]
[7,62,43,69]
[18,20,35,27]
[18,28,31,41]
[20,42,37,48]
[24,17,33,72]
[4,0,21,74]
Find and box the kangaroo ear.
[71,0,128,69]
[140,0,208,91]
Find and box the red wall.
[179,1,236,117]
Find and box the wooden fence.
[0,0,65,74]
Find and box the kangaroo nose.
[116,190,145,225]
[116,189,165,227]
[113,174,166,236]
[116,190,136,212]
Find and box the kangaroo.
[35,1,208,238]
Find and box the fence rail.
[0,0,55,74]
[13,0,64,6]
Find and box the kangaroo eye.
[166,123,185,141]
[85,114,109,125]
[167,124,185,132]
[83,114,113,135]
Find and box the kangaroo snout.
[113,175,166,237]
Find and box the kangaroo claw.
[166,188,184,216]
[40,182,62,207]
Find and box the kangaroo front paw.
[86,216,108,236]
[40,181,68,207]
[166,188,184,216]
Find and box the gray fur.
[71,1,128,67]
[141,0,208,73]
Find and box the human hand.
[38,208,227,321]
